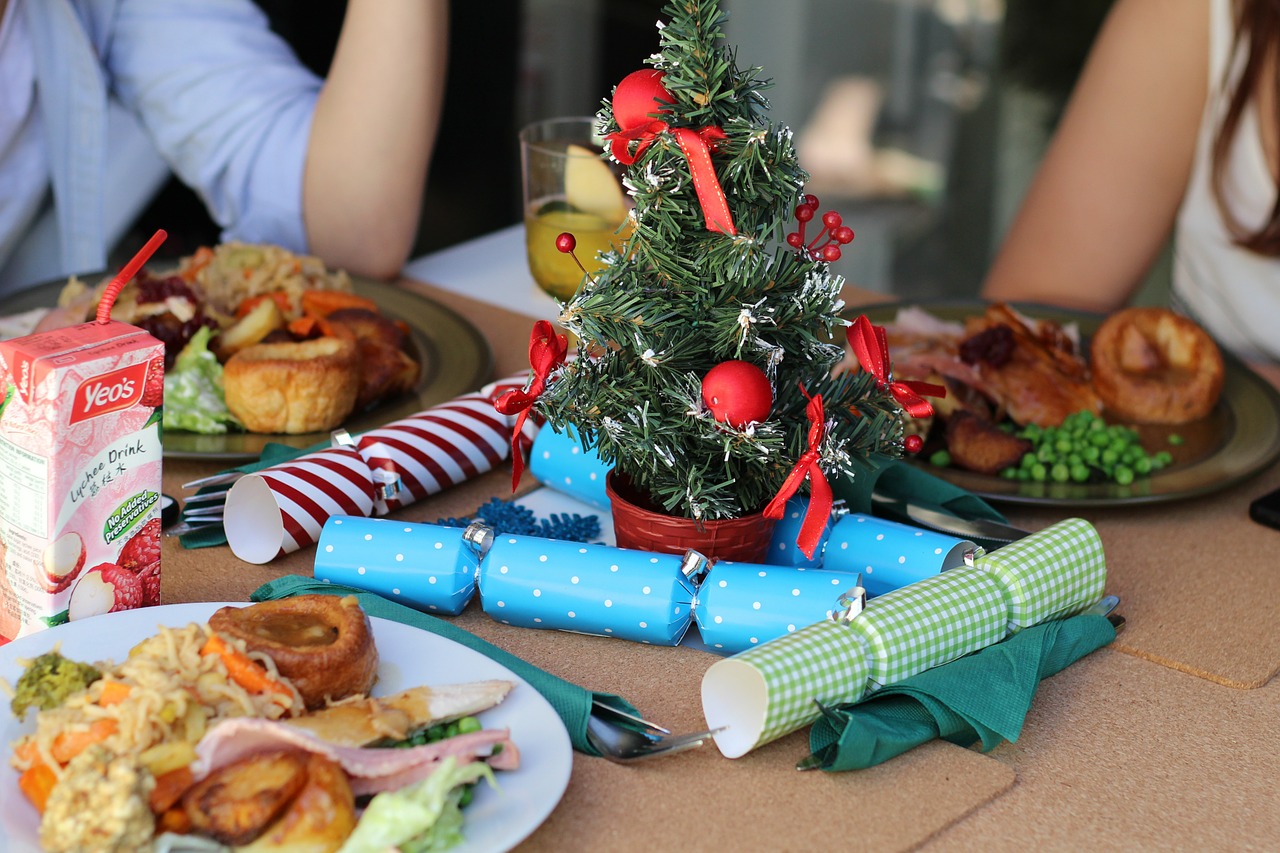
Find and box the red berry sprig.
[786,194,855,262]
[556,232,596,285]
[904,434,924,455]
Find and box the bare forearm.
[304,0,449,278]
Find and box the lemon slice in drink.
[565,144,627,222]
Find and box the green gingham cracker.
[973,517,1106,633]
[702,620,871,757]
[847,566,1009,690]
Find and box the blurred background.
[123,0,1137,303]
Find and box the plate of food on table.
[0,595,572,853]
[843,300,1280,506]
[4,243,492,461]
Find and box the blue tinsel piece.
[436,497,601,543]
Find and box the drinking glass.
[520,117,633,301]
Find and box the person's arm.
[303,0,449,280]
[982,0,1209,312]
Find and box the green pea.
[1114,465,1135,485]
[929,449,952,467]
[1031,463,1047,482]
[1071,464,1090,483]
[1051,463,1071,483]
[457,715,483,734]
[1168,433,1184,446]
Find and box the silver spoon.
[585,714,723,763]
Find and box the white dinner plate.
[0,603,573,853]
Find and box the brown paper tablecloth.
[158,278,1279,851]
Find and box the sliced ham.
[193,717,518,794]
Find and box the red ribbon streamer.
[764,390,832,560]
[846,315,946,419]
[495,320,568,490]
[607,121,736,236]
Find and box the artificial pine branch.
[535,0,908,521]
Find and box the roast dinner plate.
[850,299,1280,507]
[4,277,493,461]
[0,602,573,853]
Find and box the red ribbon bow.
[763,389,832,560]
[606,99,735,234]
[846,315,946,419]
[495,320,568,490]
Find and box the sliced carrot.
[287,316,320,339]
[97,681,131,707]
[50,718,117,764]
[179,246,215,283]
[300,289,378,318]
[13,739,38,766]
[200,634,293,702]
[18,762,57,813]
[150,766,195,814]
[157,806,193,835]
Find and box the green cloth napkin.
[836,455,1009,540]
[805,612,1116,771]
[180,442,317,549]
[251,574,639,757]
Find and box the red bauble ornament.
[701,361,773,427]
[904,434,924,454]
[613,69,672,128]
[555,232,577,253]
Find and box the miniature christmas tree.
[503,0,936,557]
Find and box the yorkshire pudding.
[1090,307,1224,424]
[209,595,377,710]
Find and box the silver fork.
[585,713,724,763]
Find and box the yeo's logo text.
[71,362,147,424]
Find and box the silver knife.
[870,493,1031,545]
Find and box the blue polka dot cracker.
[973,517,1106,633]
[822,513,981,598]
[314,517,483,615]
[527,425,611,510]
[479,534,703,645]
[693,560,866,654]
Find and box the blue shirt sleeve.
[98,0,321,253]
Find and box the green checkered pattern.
[974,517,1106,633]
[733,620,871,750]
[848,566,1008,690]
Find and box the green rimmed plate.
[848,299,1280,506]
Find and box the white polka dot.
[719,580,728,588]
[357,566,366,575]
[578,548,588,554]
[841,542,849,550]
[321,578,331,584]
[914,531,924,537]
[533,589,541,597]
[589,472,598,481]
[541,450,551,459]
[787,624,796,632]
[534,617,542,623]
[674,606,681,614]
[649,557,659,564]
[752,601,761,610]
[639,621,648,628]
[570,446,580,455]
[507,537,518,544]
[714,615,723,624]
[831,578,841,585]
[500,565,509,574]
[642,586,651,594]
[567,611,576,618]
[898,556,907,564]
[758,571,768,577]
[750,637,759,644]
[434,541,444,550]
[776,543,786,551]
[792,589,801,596]
[875,533,884,541]
[324,544,333,553]
[395,553,404,562]
[790,510,801,519]
[605,628,614,633]
[428,576,437,584]
[392,588,401,595]
[564,477,573,486]
[571,576,580,584]
[866,567,874,574]
[334,519,344,525]
[497,600,505,607]
[364,534,373,541]
[713,643,723,649]
[604,599,613,608]
[539,554,548,562]
[610,565,620,572]
[934,547,943,555]
[403,526,412,532]
[501,619,510,624]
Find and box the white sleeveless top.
[1173,0,1280,362]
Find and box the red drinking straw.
[95,229,168,324]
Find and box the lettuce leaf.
[339,757,496,853]
[162,326,241,434]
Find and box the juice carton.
[0,319,165,643]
